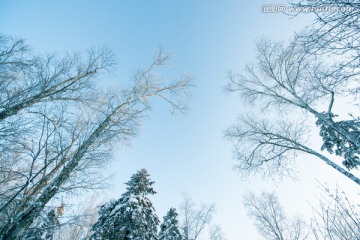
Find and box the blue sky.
[1,1,359,239]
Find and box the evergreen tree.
[316,113,360,170]
[158,208,183,240]
[91,169,159,240]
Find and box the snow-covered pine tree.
[158,208,183,240]
[316,113,360,170]
[91,169,159,240]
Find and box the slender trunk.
[0,105,117,239]
[273,133,360,186]
[299,142,360,186]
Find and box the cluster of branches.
[244,192,310,240]
[225,0,360,185]
[0,34,192,239]
[180,194,226,240]
[245,188,359,240]
[290,1,360,57]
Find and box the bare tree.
[0,34,192,239]
[179,194,224,240]
[290,1,360,56]
[312,186,360,240]
[208,224,226,240]
[244,192,311,240]
[52,194,100,240]
[289,0,360,171]
[245,189,360,240]
[225,38,360,185]
[289,1,360,98]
